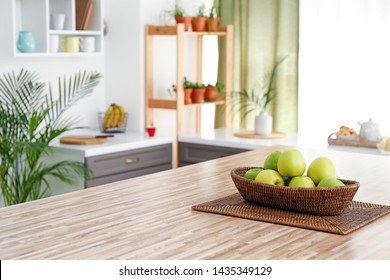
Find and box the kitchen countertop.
[51,130,175,157]
[0,145,389,259]
[179,128,384,156]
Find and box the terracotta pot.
[205,85,217,101]
[175,16,193,31]
[183,88,192,104]
[191,17,207,32]
[191,88,205,103]
[207,17,220,32]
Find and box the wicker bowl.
[231,167,360,216]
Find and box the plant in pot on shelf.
[232,56,288,135]
[191,82,206,103]
[192,3,207,32]
[0,69,102,206]
[205,80,224,101]
[207,5,220,32]
[161,1,192,31]
[168,77,193,105]
[183,77,193,104]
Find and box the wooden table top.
[1,145,389,260]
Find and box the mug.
[63,36,79,52]
[49,35,60,53]
[50,14,66,30]
[80,36,95,52]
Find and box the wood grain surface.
[0,145,389,260]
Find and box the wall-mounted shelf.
[0,0,104,56]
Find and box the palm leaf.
[0,69,101,206]
[231,55,288,119]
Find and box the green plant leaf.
[0,69,101,206]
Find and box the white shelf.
[0,0,104,56]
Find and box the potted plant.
[191,4,207,32]
[232,56,288,134]
[0,69,102,206]
[191,82,206,103]
[205,80,224,101]
[207,5,220,32]
[168,77,193,104]
[161,1,192,31]
[183,77,193,104]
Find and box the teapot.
[358,118,382,142]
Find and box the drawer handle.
[125,158,139,164]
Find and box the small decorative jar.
[17,31,36,53]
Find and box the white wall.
[104,0,142,132]
[0,56,106,130]
[299,0,390,147]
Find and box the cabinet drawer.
[85,163,172,188]
[85,144,172,183]
[179,142,248,165]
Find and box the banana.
[111,104,120,128]
[117,104,125,127]
[103,106,113,130]
[102,103,126,131]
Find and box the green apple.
[317,177,345,188]
[288,176,316,188]
[277,149,306,177]
[264,150,282,171]
[307,157,337,185]
[255,169,284,186]
[244,168,262,180]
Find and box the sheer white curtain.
[299,0,390,147]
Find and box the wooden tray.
[234,131,286,139]
[328,132,378,148]
[60,136,108,145]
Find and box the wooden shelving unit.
[145,24,234,136]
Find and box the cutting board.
[234,131,286,139]
[60,136,108,145]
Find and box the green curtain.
[216,0,299,132]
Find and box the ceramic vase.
[191,88,205,103]
[254,111,272,135]
[175,16,193,31]
[191,17,207,32]
[183,88,192,105]
[17,31,36,53]
[204,85,217,101]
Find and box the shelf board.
[14,52,103,57]
[148,99,225,109]
[49,30,102,36]
[148,99,177,109]
[147,25,228,36]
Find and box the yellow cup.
[63,36,79,52]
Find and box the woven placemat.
[234,131,286,139]
[192,193,390,235]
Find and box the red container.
[146,127,156,137]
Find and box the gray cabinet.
[85,143,172,187]
[179,142,248,166]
